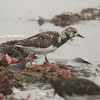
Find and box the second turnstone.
[52,78,100,100]
[15,27,84,57]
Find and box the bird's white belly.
[16,45,57,54]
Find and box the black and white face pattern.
[61,27,84,39]
[66,27,78,38]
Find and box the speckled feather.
[16,31,61,48]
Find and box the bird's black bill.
[77,34,84,38]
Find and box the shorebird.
[52,78,100,100]
[15,27,84,61]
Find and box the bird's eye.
[73,31,76,34]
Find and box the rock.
[10,60,26,71]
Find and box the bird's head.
[61,27,84,39]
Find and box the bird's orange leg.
[30,53,36,65]
[45,56,51,65]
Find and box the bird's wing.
[16,31,60,48]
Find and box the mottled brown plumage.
[14,27,84,54]
[52,78,100,99]
[16,31,60,48]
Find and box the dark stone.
[10,60,26,71]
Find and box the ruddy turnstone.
[15,27,84,61]
[52,78,100,100]
[15,27,84,53]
